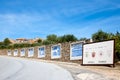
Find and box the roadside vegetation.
[0,30,120,60]
[0,34,79,49]
[92,30,120,61]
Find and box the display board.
[7,50,12,56]
[20,49,25,56]
[38,46,45,58]
[70,42,83,60]
[51,44,61,59]
[28,48,34,57]
[14,49,18,56]
[83,40,114,65]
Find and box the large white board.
[14,49,18,56]
[38,46,45,58]
[83,40,114,65]
[51,44,61,59]
[20,49,25,56]
[7,50,12,56]
[28,48,34,57]
[70,42,83,60]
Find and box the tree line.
[0,30,120,60]
[0,34,78,49]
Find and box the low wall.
[0,49,7,55]
[0,41,82,64]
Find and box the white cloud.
[0,0,120,40]
[0,13,66,40]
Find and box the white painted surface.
[28,48,34,57]
[70,42,83,60]
[0,56,74,80]
[7,50,12,56]
[83,40,114,64]
[38,46,45,58]
[20,49,25,56]
[14,49,18,56]
[51,44,61,59]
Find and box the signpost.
[82,40,115,66]
[70,42,83,60]
[38,46,45,58]
[51,44,61,59]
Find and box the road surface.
[0,56,74,80]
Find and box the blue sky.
[0,0,120,41]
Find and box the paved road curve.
[0,56,74,80]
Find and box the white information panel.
[70,42,83,60]
[20,49,25,56]
[51,44,61,59]
[83,40,114,65]
[38,46,45,58]
[7,50,12,56]
[14,49,18,56]
[28,48,34,57]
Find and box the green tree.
[37,39,42,43]
[13,44,20,48]
[92,30,109,42]
[0,45,6,49]
[0,42,4,45]
[111,32,120,60]
[46,34,58,42]
[0,42,4,49]
[79,37,87,41]
[42,40,52,45]
[3,38,11,45]
[58,34,78,43]
[7,45,13,49]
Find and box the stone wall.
[0,49,7,55]
[0,41,83,64]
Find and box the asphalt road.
[0,56,74,80]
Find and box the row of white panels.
[7,42,83,60]
[7,40,114,65]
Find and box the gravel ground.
[23,58,120,80]
[33,59,120,80]
[57,63,120,80]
